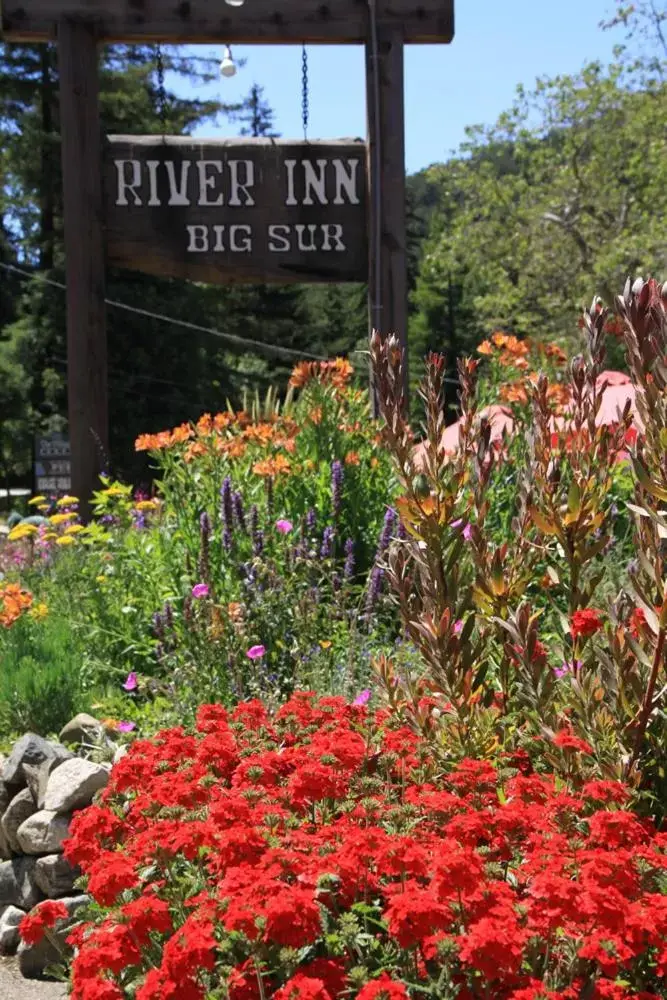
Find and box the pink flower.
[192,583,209,599]
[353,689,371,706]
[275,519,293,535]
[451,519,473,541]
[554,660,581,679]
[117,721,136,733]
[122,672,138,692]
[246,645,266,660]
[453,619,464,635]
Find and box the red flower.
[552,729,594,755]
[570,608,604,638]
[357,974,409,999]
[274,974,332,1000]
[19,900,68,945]
[263,887,322,949]
[384,886,449,949]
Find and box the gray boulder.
[34,855,80,899]
[2,788,38,854]
[17,894,89,979]
[2,736,72,791]
[43,758,109,815]
[23,759,63,811]
[0,904,25,954]
[0,858,44,910]
[58,714,103,747]
[16,812,71,856]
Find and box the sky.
[181,0,621,174]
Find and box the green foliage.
[0,614,88,738]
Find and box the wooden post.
[366,23,408,408]
[58,20,108,515]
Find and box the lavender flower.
[365,566,384,615]
[232,491,246,532]
[320,526,335,559]
[253,529,264,557]
[397,520,407,541]
[377,507,397,557]
[331,461,344,519]
[344,538,355,580]
[200,510,212,539]
[305,508,317,533]
[220,477,233,536]
[152,611,164,640]
[250,504,260,538]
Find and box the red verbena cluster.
[59,694,667,1000]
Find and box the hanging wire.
[301,44,309,140]
[154,44,167,132]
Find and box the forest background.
[1,0,666,488]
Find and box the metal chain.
[301,44,309,140]
[155,44,167,132]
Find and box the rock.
[0,858,44,910]
[23,759,62,811]
[0,778,11,817]
[1,788,38,854]
[2,736,73,792]
[58,714,103,748]
[43,759,109,815]
[17,894,89,979]
[0,825,12,861]
[34,856,80,899]
[16,812,71,856]
[0,904,25,954]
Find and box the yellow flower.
[49,512,77,525]
[43,532,58,541]
[37,505,50,513]
[319,641,332,650]
[101,484,130,497]
[64,524,85,535]
[28,495,47,506]
[29,603,49,621]
[95,576,107,584]
[56,495,79,507]
[8,524,38,541]
[135,499,158,512]
[55,536,75,546]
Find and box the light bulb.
[220,46,237,78]
[225,0,245,6]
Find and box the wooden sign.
[104,136,368,284]
[1,0,454,44]
[35,433,72,494]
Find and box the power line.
[0,261,329,363]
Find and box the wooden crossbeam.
[1,0,454,44]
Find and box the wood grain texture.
[366,26,408,401]
[58,19,108,515]
[104,136,368,284]
[1,0,454,43]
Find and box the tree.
[410,63,667,360]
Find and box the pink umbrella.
[413,371,642,469]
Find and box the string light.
[224,0,245,6]
[220,45,237,78]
